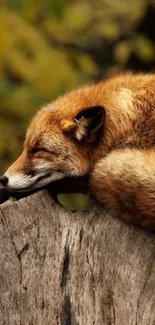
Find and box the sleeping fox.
[1,72,155,230]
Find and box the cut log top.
[0,190,155,325]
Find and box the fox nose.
[0,176,9,186]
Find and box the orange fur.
[3,72,155,231]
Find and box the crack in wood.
[110,292,116,325]
[61,247,70,288]
[79,229,84,250]
[18,243,29,260]
[63,295,72,325]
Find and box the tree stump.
[0,190,155,325]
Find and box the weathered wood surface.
[1,190,155,325]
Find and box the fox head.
[0,86,105,192]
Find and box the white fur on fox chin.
[4,171,65,191]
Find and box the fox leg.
[91,149,155,231]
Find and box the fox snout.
[0,156,66,192]
[0,168,65,192]
[0,176,8,186]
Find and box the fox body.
[2,72,155,230]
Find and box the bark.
[0,190,155,325]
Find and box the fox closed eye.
[31,147,47,154]
[30,147,59,157]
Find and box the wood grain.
[0,190,155,325]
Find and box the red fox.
[1,72,155,231]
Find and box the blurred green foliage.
[0,0,155,208]
[58,193,92,211]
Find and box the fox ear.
[62,106,105,142]
[73,106,105,142]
